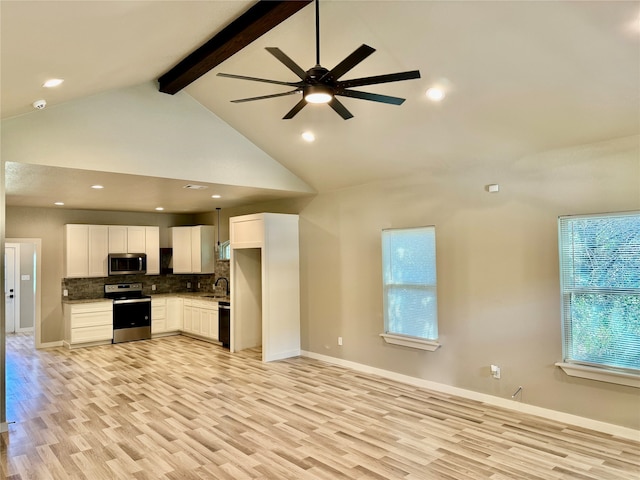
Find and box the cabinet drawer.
[72,310,113,329]
[193,300,218,310]
[152,319,167,334]
[71,324,113,343]
[69,302,112,315]
[152,304,167,320]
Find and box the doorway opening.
[5,239,41,347]
[232,248,262,354]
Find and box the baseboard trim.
[38,340,63,349]
[265,349,301,362]
[301,350,640,442]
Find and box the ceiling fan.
[216,0,421,120]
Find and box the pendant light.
[216,207,221,254]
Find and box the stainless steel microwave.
[108,253,147,275]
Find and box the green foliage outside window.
[559,212,640,372]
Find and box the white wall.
[228,135,640,430]
[1,82,314,194]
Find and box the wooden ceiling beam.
[158,0,312,95]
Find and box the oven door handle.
[113,298,151,305]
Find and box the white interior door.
[5,245,20,333]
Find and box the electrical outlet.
[187,282,191,289]
[338,336,343,346]
[151,285,156,291]
[63,289,68,297]
[197,282,201,288]
[490,364,501,379]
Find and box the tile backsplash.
[62,260,230,300]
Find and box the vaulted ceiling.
[2,1,639,213]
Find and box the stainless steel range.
[104,283,151,343]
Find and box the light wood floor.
[1,333,638,479]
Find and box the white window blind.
[558,211,640,373]
[382,226,438,341]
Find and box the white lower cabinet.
[152,296,183,335]
[63,301,113,348]
[181,298,218,342]
[151,297,167,334]
[166,297,184,331]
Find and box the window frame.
[556,211,640,388]
[380,225,441,351]
[218,240,230,260]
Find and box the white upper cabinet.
[108,226,127,253]
[127,226,146,253]
[65,224,160,277]
[171,226,215,274]
[88,226,109,277]
[108,226,146,253]
[145,226,160,275]
[230,215,265,248]
[64,225,109,278]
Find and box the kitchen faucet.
[214,277,230,295]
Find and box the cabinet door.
[109,226,128,253]
[191,308,202,335]
[127,227,146,253]
[167,297,184,331]
[88,225,109,277]
[199,307,212,338]
[145,226,160,275]
[209,307,219,341]
[191,228,201,273]
[230,216,264,248]
[195,226,216,274]
[65,225,89,278]
[172,227,192,273]
[183,304,193,333]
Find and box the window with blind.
[381,226,439,349]
[558,211,640,374]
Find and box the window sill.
[555,362,640,389]
[380,333,441,351]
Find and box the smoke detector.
[33,99,47,110]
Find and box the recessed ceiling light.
[91,185,104,189]
[43,78,64,88]
[155,207,164,211]
[426,87,445,102]
[211,194,222,199]
[54,202,64,206]
[301,131,315,142]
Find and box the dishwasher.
[218,302,230,348]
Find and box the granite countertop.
[63,292,230,304]
[62,298,114,305]
[152,292,230,302]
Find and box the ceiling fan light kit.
[304,85,332,104]
[218,0,421,119]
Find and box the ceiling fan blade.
[265,47,307,80]
[336,89,405,105]
[329,97,354,120]
[325,44,376,81]
[231,90,301,103]
[217,72,301,87]
[338,70,421,89]
[283,98,308,119]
